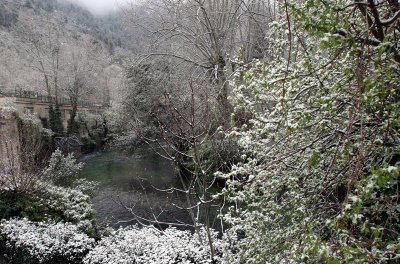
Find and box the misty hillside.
[0,0,130,103]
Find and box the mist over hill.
[66,0,130,16]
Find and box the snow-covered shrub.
[0,218,95,263]
[1,147,95,233]
[40,150,95,232]
[18,112,42,127]
[43,149,83,186]
[0,97,17,119]
[72,178,99,196]
[0,182,96,235]
[84,226,221,264]
[37,183,96,233]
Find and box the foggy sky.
[67,0,130,16]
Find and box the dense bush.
[77,112,109,151]
[43,149,83,186]
[0,192,47,222]
[0,98,17,119]
[37,184,96,234]
[84,226,221,264]
[0,113,52,193]
[0,149,97,262]
[0,143,100,262]
[0,218,94,264]
[1,149,95,233]
[0,183,95,234]
[49,103,64,137]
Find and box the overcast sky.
[67,0,131,16]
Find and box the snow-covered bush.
[37,183,96,233]
[0,218,95,263]
[43,149,84,186]
[0,97,17,119]
[18,112,42,127]
[71,178,99,196]
[39,150,95,232]
[84,226,221,264]
[0,182,96,233]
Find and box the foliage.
[1,148,95,234]
[306,165,400,262]
[84,226,221,264]
[49,103,64,137]
[0,192,47,222]
[0,218,94,264]
[0,183,95,234]
[0,98,17,119]
[71,179,99,196]
[219,0,400,263]
[39,150,95,234]
[18,113,53,164]
[77,112,109,151]
[123,60,173,139]
[36,183,96,234]
[42,149,83,186]
[67,107,79,136]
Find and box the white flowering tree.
[219,0,399,263]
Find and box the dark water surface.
[78,146,193,229]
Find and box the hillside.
[0,0,129,104]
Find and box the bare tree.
[123,75,222,258]
[123,0,276,127]
[14,13,65,100]
[62,43,101,134]
[118,1,277,254]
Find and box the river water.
[78,146,197,229]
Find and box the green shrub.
[0,192,47,222]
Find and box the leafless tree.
[123,0,277,127]
[117,0,278,255]
[61,42,102,134]
[14,13,65,100]
[118,69,226,258]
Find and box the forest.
[0,0,399,263]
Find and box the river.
[78,145,201,229]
